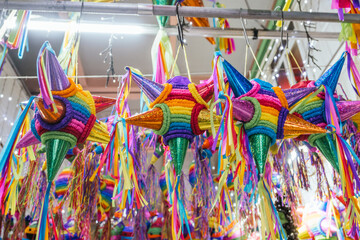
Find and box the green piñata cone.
[249,134,271,175]
[169,137,189,176]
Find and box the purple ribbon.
[276,107,289,139]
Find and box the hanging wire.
[296,0,321,69]
[100,32,117,87]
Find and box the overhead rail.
[0,1,359,24]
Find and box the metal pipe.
[26,19,341,39]
[181,27,340,39]
[1,1,360,23]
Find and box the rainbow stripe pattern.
[99,175,115,213]
[54,168,73,200]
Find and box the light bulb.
[8,97,12,101]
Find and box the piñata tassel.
[258,179,287,240]
[36,182,52,240]
[171,175,192,240]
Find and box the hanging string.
[169,45,181,78]
[169,2,192,82]
[244,44,248,78]
[182,44,192,82]
[288,48,304,76]
[240,17,263,76]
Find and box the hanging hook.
[175,2,186,47]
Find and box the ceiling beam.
[2,1,360,24]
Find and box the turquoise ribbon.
[0,96,36,173]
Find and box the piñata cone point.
[87,120,111,144]
[45,138,71,182]
[128,69,165,102]
[313,136,339,173]
[169,137,189,176]
[223,59,253,98]
[125,108,163,131]
[283,114,327,137]
[249,134,271,175]
[92,95,117,113]
[337,100,360,121]
[46,49,70,91]
[314,55,345,94]
[16,131,40,149]
[283,87,317,107]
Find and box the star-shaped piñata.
[286,53,360,173]
[125,68,218,176]
[222,59,327,175]
[11,42,113,240]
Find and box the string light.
[8,97,12,101]
[0,94,3,98]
